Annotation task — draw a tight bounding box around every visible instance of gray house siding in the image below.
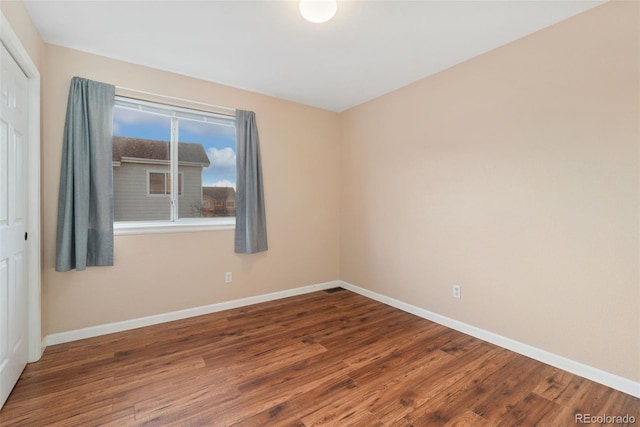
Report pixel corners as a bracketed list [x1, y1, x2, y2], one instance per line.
[112, 137, 211, 221]
[178, 165, 205, 218]
[113, 163, 204, 221]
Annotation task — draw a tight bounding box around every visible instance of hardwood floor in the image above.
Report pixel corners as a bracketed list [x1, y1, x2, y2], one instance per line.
[0, 289, 638, 426]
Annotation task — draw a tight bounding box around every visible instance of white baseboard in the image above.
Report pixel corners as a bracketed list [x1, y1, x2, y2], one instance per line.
[44, 280, 340, 346]
[43, 278, 639, 398]
[339, 280, 640, 399]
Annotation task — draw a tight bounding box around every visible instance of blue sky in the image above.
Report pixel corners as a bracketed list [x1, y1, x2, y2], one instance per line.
[113, 106, 237, 188]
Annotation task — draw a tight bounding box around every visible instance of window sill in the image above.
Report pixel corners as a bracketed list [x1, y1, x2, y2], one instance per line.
[114, 218, 235, 236]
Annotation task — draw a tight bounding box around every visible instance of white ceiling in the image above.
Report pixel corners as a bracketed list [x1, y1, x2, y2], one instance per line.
[24, 0, 605, 112]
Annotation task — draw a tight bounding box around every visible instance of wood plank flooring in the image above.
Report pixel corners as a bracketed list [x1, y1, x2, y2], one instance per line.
[0, 289, 638, 426]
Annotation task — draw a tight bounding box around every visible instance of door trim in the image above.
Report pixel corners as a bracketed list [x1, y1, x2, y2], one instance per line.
[1, 11, 42, 362]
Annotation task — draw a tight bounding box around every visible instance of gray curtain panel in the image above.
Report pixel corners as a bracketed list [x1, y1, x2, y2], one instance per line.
[235, 110, 268, 253]
[55, 77, 115, 272]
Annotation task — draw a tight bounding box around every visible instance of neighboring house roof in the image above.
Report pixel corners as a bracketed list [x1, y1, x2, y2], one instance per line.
[113, 136, 210, 166]
[202, 186, 236, 200]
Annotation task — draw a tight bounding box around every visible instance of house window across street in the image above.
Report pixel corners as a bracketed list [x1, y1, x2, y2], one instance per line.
[148, 171, 183, 196]
[112, 96, 237, 233]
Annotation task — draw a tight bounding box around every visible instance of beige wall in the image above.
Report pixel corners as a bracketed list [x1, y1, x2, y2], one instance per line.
[1, 0, 45, 70]
[42, 45, 341, 334]
[340, 1, 639, 382]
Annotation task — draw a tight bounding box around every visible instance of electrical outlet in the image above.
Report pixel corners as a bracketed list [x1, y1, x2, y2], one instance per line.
[225, 272, 232, 283]
[452, 284, 461, 299]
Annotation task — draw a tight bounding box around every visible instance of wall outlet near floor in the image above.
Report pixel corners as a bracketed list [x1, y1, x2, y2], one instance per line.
[225, 272, 232, 284]
[452, 284, 461, 299]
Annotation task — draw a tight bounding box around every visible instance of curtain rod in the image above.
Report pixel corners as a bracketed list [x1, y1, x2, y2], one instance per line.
[115, 85, 236, 114]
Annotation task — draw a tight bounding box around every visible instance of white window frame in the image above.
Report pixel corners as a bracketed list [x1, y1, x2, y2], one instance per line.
[113, 96, 236, 235]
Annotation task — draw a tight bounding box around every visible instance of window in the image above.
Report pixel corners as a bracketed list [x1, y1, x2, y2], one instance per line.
[226, 201, 235, 209]
[148, 171, 183, 196]
[112, 96, 236, 233]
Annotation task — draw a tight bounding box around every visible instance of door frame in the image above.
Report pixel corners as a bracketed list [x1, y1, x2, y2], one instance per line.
[1, 11, 42, 363]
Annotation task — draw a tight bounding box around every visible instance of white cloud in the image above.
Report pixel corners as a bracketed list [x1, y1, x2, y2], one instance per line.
[207, 147, 236, 170]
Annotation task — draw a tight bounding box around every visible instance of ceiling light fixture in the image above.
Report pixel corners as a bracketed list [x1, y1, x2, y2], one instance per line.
[299, 0, 337, 24]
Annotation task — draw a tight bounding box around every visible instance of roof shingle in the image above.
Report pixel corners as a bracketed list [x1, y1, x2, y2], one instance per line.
[113, 136, 210, 166]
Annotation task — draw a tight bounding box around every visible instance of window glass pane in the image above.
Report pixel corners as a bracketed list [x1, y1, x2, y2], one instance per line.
[177, 118, 236, 219]
[164, 172, 183, 196]
[149, 172, 166, 195]
[112, 98, 236, 225]
[113, 106, 172, 221]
